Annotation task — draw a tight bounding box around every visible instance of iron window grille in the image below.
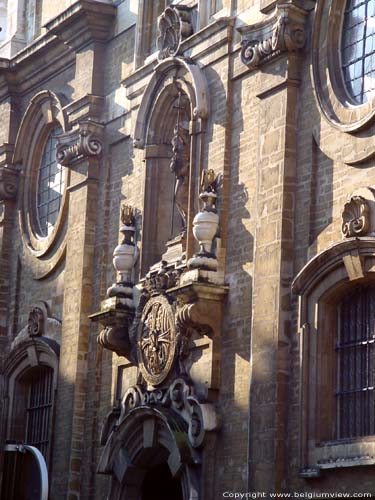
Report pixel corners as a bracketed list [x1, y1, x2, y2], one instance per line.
[336, 285, 375, 439]
[342, 0, 375, 104]
[24, 366, 54, 459]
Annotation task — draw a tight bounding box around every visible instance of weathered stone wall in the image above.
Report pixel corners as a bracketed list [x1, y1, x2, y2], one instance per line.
[2, 0, 375, 499]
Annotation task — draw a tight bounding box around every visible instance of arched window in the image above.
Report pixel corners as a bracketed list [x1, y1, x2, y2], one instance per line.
[10, 365, 54, 459]
[342, 0, 375, 104]
[4, 337, 59, 467]
[293, 239, 375, 474]
[36, 127, 64, 237]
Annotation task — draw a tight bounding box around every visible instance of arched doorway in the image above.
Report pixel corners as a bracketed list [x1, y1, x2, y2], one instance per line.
[99, 406, 200, 500]
[141, 462, 183, 500]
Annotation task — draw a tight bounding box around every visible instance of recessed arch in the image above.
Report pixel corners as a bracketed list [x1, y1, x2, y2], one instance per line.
[133, 57, 209, 149]
[130, 57, 209, 273]
[98, 406, 199, 500]
[2, 337, 60, 467]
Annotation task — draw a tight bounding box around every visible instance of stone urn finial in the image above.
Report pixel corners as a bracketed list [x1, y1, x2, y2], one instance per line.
[188, 169, 219, 271]
[107, 204, 137, 302]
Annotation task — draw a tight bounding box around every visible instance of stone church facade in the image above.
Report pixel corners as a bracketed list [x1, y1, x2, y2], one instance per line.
[0, 0, 375, 498]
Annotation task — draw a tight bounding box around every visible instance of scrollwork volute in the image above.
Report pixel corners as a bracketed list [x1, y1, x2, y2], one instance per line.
[56, 121, 103, 166]
[239, 2, 308, 70]
[342, 196, 370, 238]
[0, 166, 19, 201]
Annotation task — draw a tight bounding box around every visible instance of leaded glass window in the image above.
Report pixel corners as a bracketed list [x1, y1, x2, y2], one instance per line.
[342, 0, 375, 104]
[36, 127, 64, 237]
[337, 285, 375, 438]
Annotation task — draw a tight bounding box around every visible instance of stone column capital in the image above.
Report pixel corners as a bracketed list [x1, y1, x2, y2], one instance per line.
[238, 1, 309, 71]
[56, 120, 104, 167]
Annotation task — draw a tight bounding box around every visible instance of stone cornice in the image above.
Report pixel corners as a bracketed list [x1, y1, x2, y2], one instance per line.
[238, 1, 308, 71]
[45, 0, 116, 50]
[56, 120, 104, 166]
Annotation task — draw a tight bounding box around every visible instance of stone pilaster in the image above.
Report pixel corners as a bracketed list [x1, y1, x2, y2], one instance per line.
[0, 145, 18, 338]
[238, 2, 309, 493]
[51, 123, 103, 500]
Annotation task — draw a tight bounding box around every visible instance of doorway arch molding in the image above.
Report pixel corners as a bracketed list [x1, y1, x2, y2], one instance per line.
[98, 406, 200, 500]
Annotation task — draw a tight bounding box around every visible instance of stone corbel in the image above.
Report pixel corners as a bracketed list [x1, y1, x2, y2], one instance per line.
[90, 297, 135, 359]
[56, 120, 103, 166]
[239, 1, 308, 70]
[170, 280, 228, 337]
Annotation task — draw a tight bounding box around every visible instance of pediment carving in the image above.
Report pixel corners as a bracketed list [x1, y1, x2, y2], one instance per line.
[342, 196, 370, 238]
[341, 187, 375, 238]
[157, 5, 194, 61]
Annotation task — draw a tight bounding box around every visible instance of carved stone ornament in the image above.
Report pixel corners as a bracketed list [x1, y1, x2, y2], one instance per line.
[188, 169, 219, 271]
[342, 195, 370, 238]
[0, 165, 19, 201]
[56, 120, 103, 166]
[107, 204, 137, 300]
[27, 306, 45, 336]
[239, 2, 308, 70]
[120, 378, 220, 449]
[137, 295, 178, 386]
[157, 5, 193, 61]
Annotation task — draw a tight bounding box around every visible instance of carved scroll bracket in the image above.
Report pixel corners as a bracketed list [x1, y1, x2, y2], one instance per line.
[239, 1, 308, 71]
[90, 297, 134, 358]
[170, 279, 228, 337]
[0, 165, 19, 201]
[56, 120, 104, 166]
[119, 378, 220, 449]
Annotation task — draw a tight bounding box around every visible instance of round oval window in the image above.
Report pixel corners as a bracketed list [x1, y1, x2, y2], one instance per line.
[341, 0, 375, 104]
[36, 127, 64, 238]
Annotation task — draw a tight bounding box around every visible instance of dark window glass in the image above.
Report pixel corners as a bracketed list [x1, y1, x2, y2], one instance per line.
[342, 0, 375, 103]
[337, 285, 375, 438]
[36, 127, 64, 237]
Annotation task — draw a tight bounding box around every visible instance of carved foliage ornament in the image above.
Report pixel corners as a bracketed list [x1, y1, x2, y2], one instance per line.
[137, 295, 178, 386]
[342, 195, 370, 238]
[56, 121, 103, 166]
[157, 5, 193, 61]
[240, 4, 307, 70]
